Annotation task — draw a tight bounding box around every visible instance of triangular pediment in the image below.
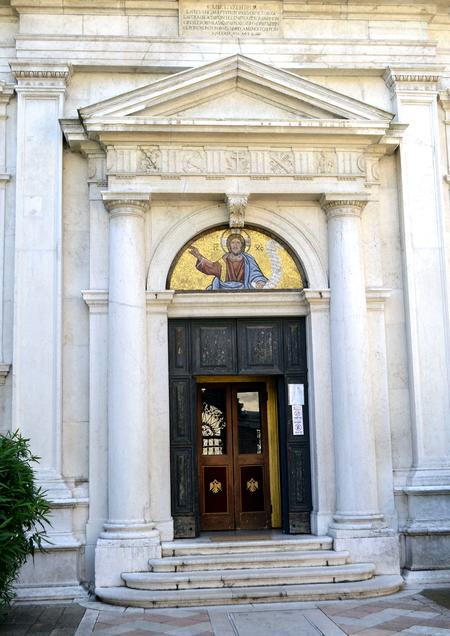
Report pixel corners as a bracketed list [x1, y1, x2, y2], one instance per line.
[79, 55, 393, 124]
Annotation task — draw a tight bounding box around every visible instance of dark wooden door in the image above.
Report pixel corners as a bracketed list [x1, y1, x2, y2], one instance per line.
[198, 383, 270, 531]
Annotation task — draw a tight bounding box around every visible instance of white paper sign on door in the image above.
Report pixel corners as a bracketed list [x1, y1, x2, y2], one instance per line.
[292, 404, 304, 435]
[288, 383, 304, 405]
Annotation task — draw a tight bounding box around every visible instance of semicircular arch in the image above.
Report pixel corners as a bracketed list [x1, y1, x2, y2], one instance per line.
[146, 203, 327, 290]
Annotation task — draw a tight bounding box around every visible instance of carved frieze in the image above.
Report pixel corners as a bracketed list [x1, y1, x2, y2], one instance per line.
[108, 145, 366, 180]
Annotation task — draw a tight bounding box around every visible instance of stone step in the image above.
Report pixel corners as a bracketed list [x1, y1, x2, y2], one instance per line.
[148, 549, 350, 572]
[123, 563, 375, 591]
[161, 536, 333, 557]
[96, 575, 404, 608]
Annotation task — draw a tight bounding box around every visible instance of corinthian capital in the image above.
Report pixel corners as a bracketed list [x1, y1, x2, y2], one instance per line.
[320, 193, 369, 219]
[102, 191, 151, 218]
[226, 193, 248, 228]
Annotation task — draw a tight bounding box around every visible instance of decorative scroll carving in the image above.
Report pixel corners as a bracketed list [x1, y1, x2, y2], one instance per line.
[226, 193, 248, 228]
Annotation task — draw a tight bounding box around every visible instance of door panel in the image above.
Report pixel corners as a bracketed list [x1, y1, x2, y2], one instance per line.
[198, 385, 235, 530]
[198, 382, 270, 531]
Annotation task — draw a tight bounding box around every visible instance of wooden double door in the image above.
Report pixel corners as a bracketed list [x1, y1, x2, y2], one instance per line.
[198, 382, 270, 531]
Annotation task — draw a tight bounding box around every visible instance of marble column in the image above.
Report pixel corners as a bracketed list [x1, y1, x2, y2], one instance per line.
[321, 194, 399, 574]
[385, 69, 450, 578]
[95, 191, 160, 589]
[0, 81, 14, 387]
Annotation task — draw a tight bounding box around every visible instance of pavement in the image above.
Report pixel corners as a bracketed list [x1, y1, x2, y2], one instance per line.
[1, 586, 450, 635]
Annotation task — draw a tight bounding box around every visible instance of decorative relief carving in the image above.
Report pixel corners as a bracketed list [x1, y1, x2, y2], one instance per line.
[316, 150, 337, 174]
[138, 146, 161, 172]
[226, 193, 248, 228]
[113, 146, 366, 179]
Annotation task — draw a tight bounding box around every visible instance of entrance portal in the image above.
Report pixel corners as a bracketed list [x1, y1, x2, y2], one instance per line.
[198, 382, 271, 531]
[169, 318, 312, 538]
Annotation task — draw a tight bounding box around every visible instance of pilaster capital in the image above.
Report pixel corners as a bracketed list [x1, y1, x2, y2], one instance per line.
[320, 193, 369, 219]
[0, 81, 15, 106]
[226, 193, 248, 229]
[102, 191, 151, 218]
[82, 290, 108, 314]
[383, 67, 441, 96]
[10, 62, 72, 92]
[439, 90, 450, 115]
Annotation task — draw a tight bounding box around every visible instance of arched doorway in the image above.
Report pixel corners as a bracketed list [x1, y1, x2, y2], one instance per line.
[166, 224, 311, 538]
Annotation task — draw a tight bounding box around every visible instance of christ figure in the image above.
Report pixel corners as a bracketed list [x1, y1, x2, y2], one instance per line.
[188, 233, 268, 290]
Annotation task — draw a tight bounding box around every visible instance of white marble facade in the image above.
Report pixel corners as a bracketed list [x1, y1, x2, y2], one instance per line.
[0, 0, 450, 600]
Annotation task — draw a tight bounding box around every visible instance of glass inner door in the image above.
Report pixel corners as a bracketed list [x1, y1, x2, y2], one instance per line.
[198, 382, 271, 531]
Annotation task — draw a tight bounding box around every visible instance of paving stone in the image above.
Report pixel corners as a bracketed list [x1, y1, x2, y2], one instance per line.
[421, 588, 450, 610]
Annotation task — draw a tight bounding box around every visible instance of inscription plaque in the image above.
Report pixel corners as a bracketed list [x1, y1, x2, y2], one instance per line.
[180, 2, 282, 38]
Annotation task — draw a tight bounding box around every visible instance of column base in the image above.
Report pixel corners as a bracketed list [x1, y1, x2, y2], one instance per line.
[329, 519, 400, 575]
[95, 524, 161, 587]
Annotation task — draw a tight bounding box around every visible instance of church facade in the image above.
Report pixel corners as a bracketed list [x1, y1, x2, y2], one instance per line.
[0, 0, 450, 603]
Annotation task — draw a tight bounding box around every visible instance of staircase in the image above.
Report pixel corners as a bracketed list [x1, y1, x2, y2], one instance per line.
[96, 535, 403, 608]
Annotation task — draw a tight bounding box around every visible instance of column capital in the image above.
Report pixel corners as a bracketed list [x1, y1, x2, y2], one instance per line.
[226, 193, 248, 229]
[383, 67, 442, 96]
[10, 62, 72, 91]
[102, 191, 151, 218]
[320, 193, 369, 219]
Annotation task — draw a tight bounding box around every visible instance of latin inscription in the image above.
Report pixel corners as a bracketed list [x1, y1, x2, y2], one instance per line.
[180, 2, 281, 38]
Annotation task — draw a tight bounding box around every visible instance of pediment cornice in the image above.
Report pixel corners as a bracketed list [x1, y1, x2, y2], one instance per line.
[79, 55, 394, 125]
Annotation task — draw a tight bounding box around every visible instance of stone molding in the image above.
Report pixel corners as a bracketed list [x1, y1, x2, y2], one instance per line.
[145, 291, 175, 313]
[383, 67, 441, 95]
[0, 363, 11, 385]
[366, 287, 392, 311]
[10, 62, 72, 90]
[226, 193, 248, 228]
[101, 191, 151, 217]
[0, 81, 15, 105]
[320, 193, 369, 218]
[302, 289, 331, 312]
[82, 290, 108, 314]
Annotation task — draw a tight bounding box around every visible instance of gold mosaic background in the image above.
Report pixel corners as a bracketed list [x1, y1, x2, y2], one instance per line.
[169, 227, 304, 291]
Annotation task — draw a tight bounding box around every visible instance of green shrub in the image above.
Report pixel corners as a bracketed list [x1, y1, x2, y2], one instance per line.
[0, 431, 51, 608]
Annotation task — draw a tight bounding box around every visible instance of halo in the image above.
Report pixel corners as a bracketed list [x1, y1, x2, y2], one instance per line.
[220, 229, 251, 253]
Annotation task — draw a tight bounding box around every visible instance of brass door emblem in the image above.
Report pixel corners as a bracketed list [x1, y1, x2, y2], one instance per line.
[209, 479, 222, 494]
[246, 478, 259, 493]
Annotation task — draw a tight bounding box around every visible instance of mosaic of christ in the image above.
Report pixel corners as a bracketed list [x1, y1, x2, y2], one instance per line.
[168, 227, 304, 291]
